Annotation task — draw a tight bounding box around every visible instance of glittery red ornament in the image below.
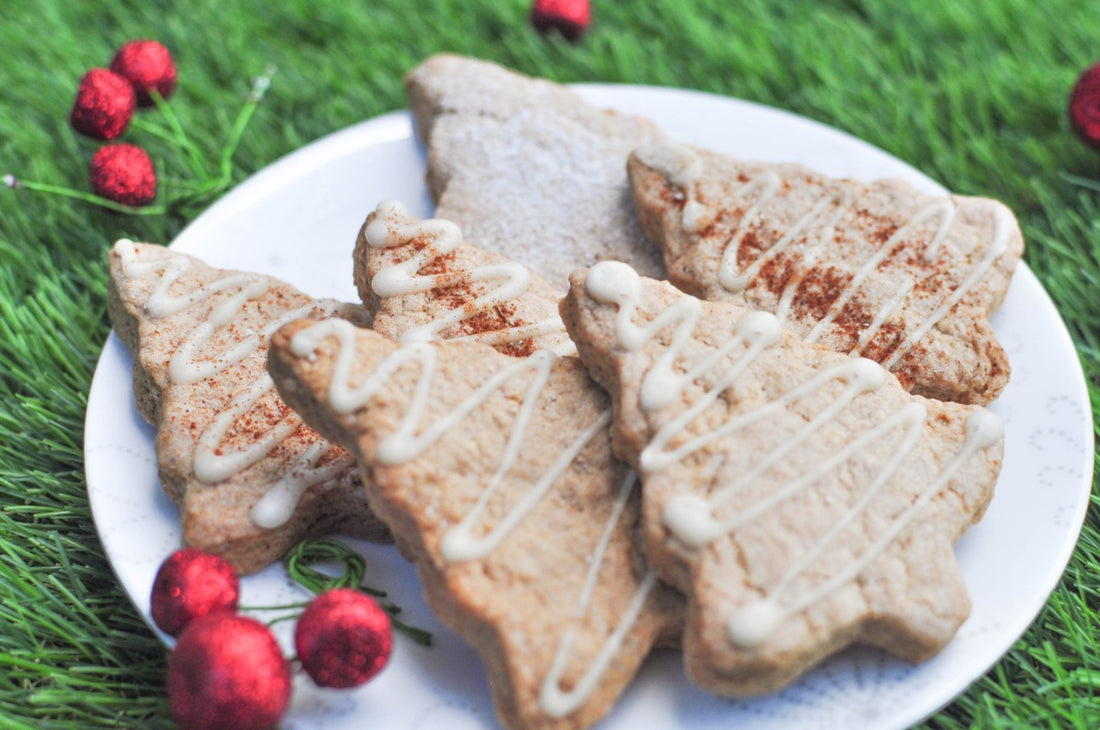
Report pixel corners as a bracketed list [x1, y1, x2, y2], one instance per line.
[110, 39, 178, 108]
[294, 588, 393, 689]
[1070, 62, 1100, 150]
[168, 612, 291, 730]
[89, 144, 157, 207]
[151, 548, 240, 636]
[69, 68, 135, 140]
[531, 0, 591, 42]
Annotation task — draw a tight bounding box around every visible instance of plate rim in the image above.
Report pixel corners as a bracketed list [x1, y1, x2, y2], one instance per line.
[83, 82, 1095, 730]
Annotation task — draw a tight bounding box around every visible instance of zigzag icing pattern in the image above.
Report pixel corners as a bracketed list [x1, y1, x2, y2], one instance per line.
[365, 200, 574, 356]
[288, 317, 657, 718]
[584, 260, 1002, 649]
[636, 144, 1015, 366]
[114, 239, 352, 529]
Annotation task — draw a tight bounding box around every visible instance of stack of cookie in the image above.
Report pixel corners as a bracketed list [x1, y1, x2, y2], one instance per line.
[108, 54, 1021, 730]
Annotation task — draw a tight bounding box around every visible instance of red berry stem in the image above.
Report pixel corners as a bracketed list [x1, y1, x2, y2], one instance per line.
[380, 603, 434, 647]
[238, 601, 313, 629]
[133, 66, 276, 199]
[4, 175, 166, 215]
[240, 600, 314, 612]
[284, 538, 367, 594]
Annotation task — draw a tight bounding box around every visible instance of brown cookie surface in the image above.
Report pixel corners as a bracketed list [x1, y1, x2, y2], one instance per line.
[628, 143, 1023, 404]
[562, 262, 1003, 696]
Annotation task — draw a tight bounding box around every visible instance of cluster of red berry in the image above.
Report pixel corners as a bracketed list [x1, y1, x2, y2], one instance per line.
[151, 548, 393, 729]
[69, 40, 178, 207]
[5, 38, 274, 217]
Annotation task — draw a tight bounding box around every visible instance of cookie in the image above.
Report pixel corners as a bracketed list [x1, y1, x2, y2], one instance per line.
[405, 53, 668, 289]
[268, 319, 682, 730]
[338, 202, 683, 727]
[354, 199, 574, 357]
[107, 240, 390, 574]
[628, 143, 1023, 404]
[561, 261, 1004, 696]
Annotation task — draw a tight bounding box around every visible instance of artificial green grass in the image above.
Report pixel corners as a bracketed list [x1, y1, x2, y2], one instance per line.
[1, 0, 1097, 727]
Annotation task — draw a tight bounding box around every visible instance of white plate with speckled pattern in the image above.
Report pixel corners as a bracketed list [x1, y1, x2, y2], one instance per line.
[85, 85, 1094, 729]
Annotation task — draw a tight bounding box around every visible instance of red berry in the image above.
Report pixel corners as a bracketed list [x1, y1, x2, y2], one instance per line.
[151, 548, 240, 636]
[531, 0, 591, 42]
[89, 144, 157, 207]
[168, 613, 291, 730]
[69, 68, 135, 140]
[110, 39, 178, 107]
[1070, 62, 1100, 150]
[294, 588, 393, 689]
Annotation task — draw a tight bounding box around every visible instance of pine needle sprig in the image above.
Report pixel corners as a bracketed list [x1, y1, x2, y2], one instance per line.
[277, 539, 433, 646]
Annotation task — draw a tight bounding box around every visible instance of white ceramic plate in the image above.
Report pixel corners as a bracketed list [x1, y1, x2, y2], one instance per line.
[84, 85, 1094, 730]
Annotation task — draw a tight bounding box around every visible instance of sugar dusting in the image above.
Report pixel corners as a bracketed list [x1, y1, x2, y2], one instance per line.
[413, 57, 667, 290]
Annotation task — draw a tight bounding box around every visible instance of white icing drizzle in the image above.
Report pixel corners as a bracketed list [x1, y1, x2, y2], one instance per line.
[113, 239, 352, 527]
[289, 319, 612, 562]
[118, 240, 270, 321]
[804, 198, 954, 344]
[442, 410, 612, 562]
[725, 599, 783, 649]
[365, 200, 573, 356]
[642, 146, 1014, 366]
[727, 408, 1002, 648]
[249, 440, 350, 528]
[584, 261, 1002, 649]
[725, 186, 848, 299]
[170, 301, 321, 386]
[192, 374, 301, 482]
[288, 317, 655, 716]
[847, 278, 914, 356]
[539, 472, 658, 718]
[635, 143, 706, 232]
[881, 204, 1015, 368]
[715, 173, 782, 293]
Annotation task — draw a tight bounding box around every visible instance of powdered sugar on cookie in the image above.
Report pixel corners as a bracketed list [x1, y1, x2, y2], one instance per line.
[406, 54, 668, 289]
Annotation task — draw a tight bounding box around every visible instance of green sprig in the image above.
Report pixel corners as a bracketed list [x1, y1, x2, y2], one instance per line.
[3, 65, 276, 218]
